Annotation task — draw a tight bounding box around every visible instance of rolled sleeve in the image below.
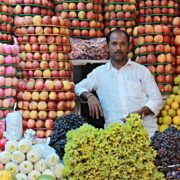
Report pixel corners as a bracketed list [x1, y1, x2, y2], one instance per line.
[143, 69, 163, 116]
[75, 85, 89, 97]
[145, 98, 163, 116]
[75, 69, 98, 97]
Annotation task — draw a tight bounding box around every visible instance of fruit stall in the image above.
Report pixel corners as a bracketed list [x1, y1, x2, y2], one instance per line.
[0, 0, 179, 179]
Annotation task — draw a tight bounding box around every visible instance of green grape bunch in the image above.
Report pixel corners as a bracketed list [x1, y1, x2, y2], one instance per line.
[63, 114, 164, 180]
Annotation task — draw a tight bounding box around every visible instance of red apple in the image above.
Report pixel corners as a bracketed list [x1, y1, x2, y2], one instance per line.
[45, 130, 53, 137]
[157, 54, 166, 63]
[36, 120, 45, 128]
[148, 65, 156, 73]
[156, 75, 165, 83]
[47, 101, 57, 110]
[165, 75, 173, 83]
[36, 130, 45, 138]
[165, 64, 174, 74]
[147, 54, 156, 64]
[42, 16, 52, 25]
[27, 119, 36, 128]
[45, 119, 54, 129]
[164, 84, 172, 92]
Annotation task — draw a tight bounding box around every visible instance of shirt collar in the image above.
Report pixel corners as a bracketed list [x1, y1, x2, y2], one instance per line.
[105, 58, 132, 71]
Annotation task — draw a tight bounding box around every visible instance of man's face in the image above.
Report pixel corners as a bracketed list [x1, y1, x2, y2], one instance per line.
[108, 32, 129, 62]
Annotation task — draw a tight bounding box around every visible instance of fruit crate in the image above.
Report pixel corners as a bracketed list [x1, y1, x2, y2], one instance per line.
[158, 164, 180, 179]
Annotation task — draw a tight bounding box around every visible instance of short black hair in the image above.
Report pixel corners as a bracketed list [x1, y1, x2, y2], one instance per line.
[106, 29, 130, 45]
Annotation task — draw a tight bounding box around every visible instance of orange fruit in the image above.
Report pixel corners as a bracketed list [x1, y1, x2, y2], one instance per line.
[171, 102, 180, 110]
[173, 116, 180, 126]
[166, 98, 173, 105]
[164, 105, 170, 110]
[158, 117, 163, 124]
[161, 110, 167, 116]
[159, 124, 169, 132]
[162, 115, 172, 125]
[177, 109, 180, 116]
[168, 109, 176, 117]
[174, 95, 180, 103]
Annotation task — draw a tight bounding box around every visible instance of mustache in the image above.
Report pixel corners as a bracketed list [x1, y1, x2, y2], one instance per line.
[114, 51, 122, 54]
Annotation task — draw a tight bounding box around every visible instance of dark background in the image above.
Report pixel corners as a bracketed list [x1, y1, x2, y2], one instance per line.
[73, 63, 105, 129]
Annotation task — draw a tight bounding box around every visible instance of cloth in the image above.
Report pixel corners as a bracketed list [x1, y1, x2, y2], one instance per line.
[75, 59, 163, 137]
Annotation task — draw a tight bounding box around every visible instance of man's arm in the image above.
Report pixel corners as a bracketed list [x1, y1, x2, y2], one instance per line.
[75, 70, 103, 119]
[142, 68, 163, 117]
[125, 68, 163, 120]
[80, 92, 103, 119]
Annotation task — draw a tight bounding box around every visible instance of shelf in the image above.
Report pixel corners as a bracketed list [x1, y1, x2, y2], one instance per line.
[71, 59, 108, 66]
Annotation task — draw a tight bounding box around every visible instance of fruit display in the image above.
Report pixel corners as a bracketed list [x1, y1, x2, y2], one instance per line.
[103, 0, 136, 59]
[54, 0, 104, 38]
[137, 0, 179, 25]
[173, 17, 180, 75]
[0, 43, 19, 121]
[70, 37, 109, 60]
[49, 113, 85, 159]
[133, 24, 176, 93]
[103, 0, 136, 36]
[151, 126, 180, 166]
[134, 0, 179, 93]
[158, 76, 180, 131]
[14, 15, 75, 138]
[12, 0, 54, 16]
[0, 1, 14, 44]
[63, 114, 164, 179]
[0, 139, 64, 179]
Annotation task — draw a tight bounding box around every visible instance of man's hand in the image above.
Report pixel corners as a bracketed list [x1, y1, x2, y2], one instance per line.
[122, 111, 142, 122]
[121, 106, 153, 122]
[87, 95, 103, 119]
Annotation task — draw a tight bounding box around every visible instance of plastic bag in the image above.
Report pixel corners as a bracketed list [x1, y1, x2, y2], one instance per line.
[70, 37, 109, 60]
[5, 111, 22, 140]
[32, 144, 56, 159]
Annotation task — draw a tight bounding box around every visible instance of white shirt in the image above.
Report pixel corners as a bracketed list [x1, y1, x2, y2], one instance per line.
[75, 59, 163, 136]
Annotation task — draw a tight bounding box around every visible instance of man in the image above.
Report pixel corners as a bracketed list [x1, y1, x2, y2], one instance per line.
[75, 30, 163, 137]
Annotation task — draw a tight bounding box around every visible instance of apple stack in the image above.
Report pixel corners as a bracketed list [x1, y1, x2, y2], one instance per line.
[173, 17, 180, 75]
[54, 0, 104, 38]
[0, 43, 19, 135]
[0, 0, 14, 44]
[133, 24, 176, 93]
[103, 0, 136, 58]
[103, 0, 136, 35]
[133, 0, 179, 94]
[137, 0, 179, 25]
[14, 15, 76, 138]
[12, 0, 54, 17]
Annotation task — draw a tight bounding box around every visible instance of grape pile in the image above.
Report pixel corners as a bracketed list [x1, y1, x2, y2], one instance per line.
[63, 114, 164, 180]
[167, 170, 180, 179]
[151, 126, 180, 166]
[49, 113, 84, 159]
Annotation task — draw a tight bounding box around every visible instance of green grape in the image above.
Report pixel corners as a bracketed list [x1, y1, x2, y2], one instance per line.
[63, 114, 165, 180]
